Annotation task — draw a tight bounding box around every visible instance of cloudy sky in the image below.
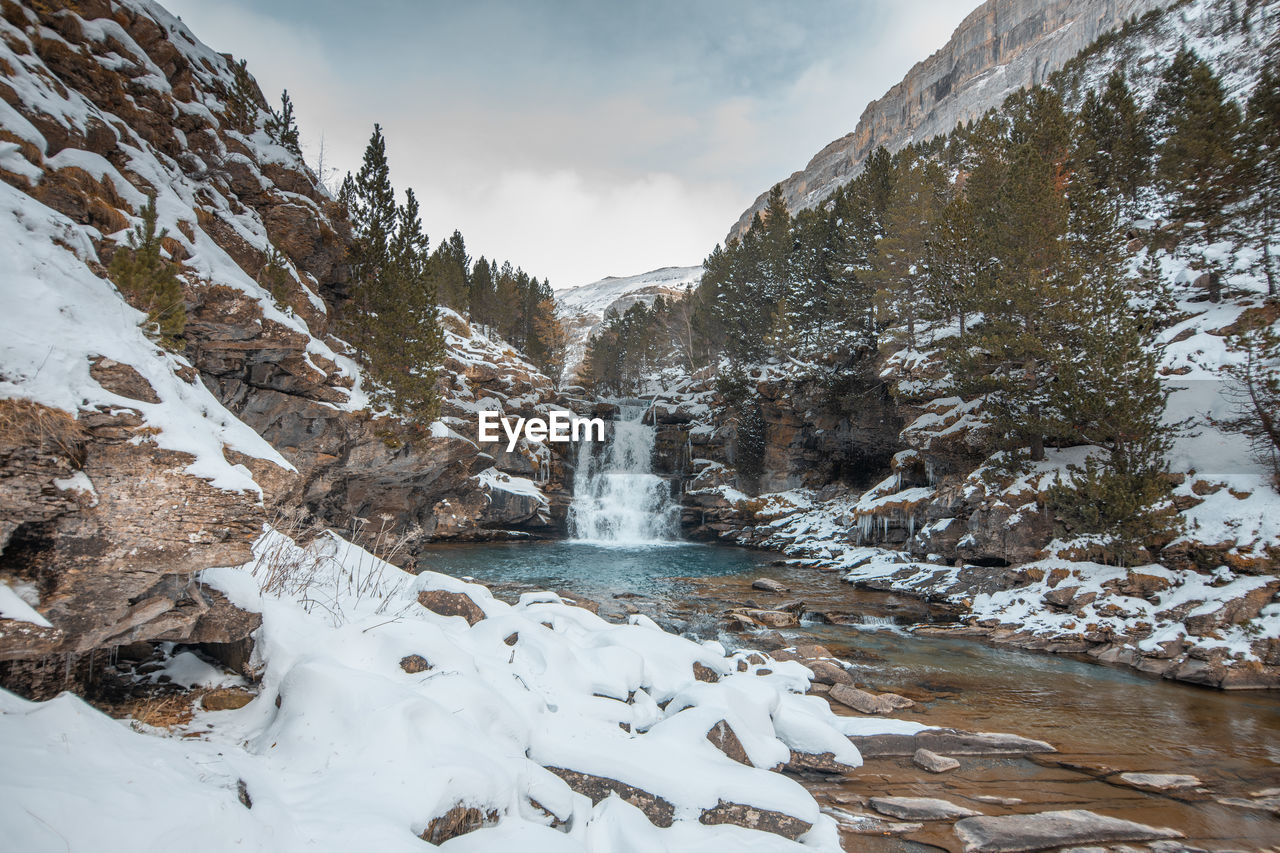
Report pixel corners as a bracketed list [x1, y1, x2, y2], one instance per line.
[164, 0, 972, 288]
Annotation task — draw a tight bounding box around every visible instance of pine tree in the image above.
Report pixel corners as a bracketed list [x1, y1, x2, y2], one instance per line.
[1102, 71, 1152, 204]
[1240, 67, 1280, 295]
[929, 188, 986, 340]
[868, 153, 944, 349]
[1046, 174, 1179, 560]
[469, 256, 497, 329]
[1156, 58, 1242, 229]
[265, 90, 301, 154]
[108, 193, 185, 348]
[1157, 57, 1242, 300]
[532, 297, 569, 382]
[225, 58, 258, 133]
[1148, 47, 1199, 142]
[1222, 322, 1280, 489]
[429, 230, 471, 310]
[953, 133, 1072, 463]
[1076, 71, 1151, 206]
[343, 128, 443, 426]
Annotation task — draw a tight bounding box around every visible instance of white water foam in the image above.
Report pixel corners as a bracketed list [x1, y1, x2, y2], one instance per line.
[568, 403, 681, 546]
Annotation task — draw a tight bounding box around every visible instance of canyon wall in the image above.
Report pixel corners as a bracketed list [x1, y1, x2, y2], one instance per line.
[729, 0, 1168, 240]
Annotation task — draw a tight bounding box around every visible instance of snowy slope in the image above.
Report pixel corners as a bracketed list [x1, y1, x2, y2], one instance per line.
[556, 266, 702, 380]
[0, 526, 926, 852]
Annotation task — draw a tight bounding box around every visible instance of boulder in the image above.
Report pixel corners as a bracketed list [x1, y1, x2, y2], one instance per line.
[784, 750, 857, 775]
[420, 804, 500, 845]
[705, 719, 752, 766]
[751, 578, 790, 594]
[546, 767, 675, 827]
[869, 796, 981, 821]
[698, 800, 811, 841]
[399, 654, 430, 674]
[692, 661, 720, 683]
[805, 660, 854, 686]
[416, 590, 486, 626]
[829, 684, 894, 714]
[953, 809, 1182, 852]
[913, 748, 961, 773]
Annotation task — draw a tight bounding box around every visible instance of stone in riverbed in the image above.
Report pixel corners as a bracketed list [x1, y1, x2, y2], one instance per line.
[823, 807, 922, 836]
[752, 578, 790, 594]
[851, 729, 1054, 757]
[742, 609, 800, 628]
[1114, 772, 1202, 791]
[913, 748, 960, 773]
[806, 659, 854, 686]
[952, 809, 1182, 852]
[869, 796, 981, 821]
[785, 750, 858, 775]
[829, 683, 912, 714]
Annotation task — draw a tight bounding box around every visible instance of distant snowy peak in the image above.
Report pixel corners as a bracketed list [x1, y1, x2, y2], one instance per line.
[557, 265, 703, 318]
[556, 265, 702, 378]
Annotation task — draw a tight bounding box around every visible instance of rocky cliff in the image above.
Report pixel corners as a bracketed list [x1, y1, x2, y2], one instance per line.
[0, 0, 565, 679]
[729, 0, 1168, 240]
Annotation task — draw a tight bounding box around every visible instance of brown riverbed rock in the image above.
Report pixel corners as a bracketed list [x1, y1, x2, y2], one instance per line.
[851, 729, 1055, 757]
[869, 796, 981, 821]
[913, 747, 961, 773]
[952, 809, 1181, 852]
[828, 684, 912, 714]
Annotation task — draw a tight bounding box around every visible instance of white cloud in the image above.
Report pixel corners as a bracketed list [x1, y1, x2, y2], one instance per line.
[163, 0, 973, 287]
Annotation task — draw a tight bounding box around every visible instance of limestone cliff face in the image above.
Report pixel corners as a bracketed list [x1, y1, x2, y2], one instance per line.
[730, 0, 1167, 239]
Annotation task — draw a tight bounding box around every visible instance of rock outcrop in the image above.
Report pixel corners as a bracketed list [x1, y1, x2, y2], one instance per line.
[729, 0, 1167, 240]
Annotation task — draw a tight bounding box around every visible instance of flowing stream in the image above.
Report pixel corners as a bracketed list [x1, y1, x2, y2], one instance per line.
[567, 402, 681, 545]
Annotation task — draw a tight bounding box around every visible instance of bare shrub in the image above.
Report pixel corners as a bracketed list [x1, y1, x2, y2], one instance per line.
[248, 507, 420, 626]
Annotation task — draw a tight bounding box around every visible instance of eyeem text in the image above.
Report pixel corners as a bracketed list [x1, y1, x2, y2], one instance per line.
[478, 411, 606, 452]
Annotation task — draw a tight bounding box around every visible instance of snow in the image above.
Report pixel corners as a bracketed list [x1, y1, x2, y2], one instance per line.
[0, 181, 291, 495]
[556, 267, 702, 319]
[0, 581, 50, 628]
[0, 526, 896, 851]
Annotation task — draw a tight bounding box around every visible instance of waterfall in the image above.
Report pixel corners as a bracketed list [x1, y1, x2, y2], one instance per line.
[568, 402, 680, 546]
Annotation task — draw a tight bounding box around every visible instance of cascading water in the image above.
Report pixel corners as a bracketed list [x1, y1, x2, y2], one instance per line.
[568, 402, 681, 545]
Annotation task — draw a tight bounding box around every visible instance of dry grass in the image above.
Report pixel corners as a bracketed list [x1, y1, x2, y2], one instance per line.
[250, 507, 421, 626]
[0, 397, 87, 464]
[119, 691, 201, 732]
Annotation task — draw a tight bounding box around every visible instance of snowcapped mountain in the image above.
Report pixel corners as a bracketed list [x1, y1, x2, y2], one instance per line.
[555, 265, 702, 380]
